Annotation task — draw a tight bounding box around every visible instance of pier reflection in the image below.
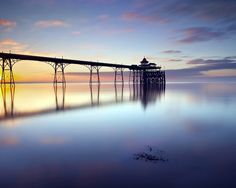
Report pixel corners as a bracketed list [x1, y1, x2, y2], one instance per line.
[90, 83, 100, 106]
[115, 83, 124, 102]
[0, 83, 165, 121]
[1, 84, 15, 118]
[54, 83, 66, 110]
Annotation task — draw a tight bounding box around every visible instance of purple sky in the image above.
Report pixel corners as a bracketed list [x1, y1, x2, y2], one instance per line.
[0, 0, 236, 82]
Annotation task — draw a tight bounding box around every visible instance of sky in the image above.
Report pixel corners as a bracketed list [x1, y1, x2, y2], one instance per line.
[0, 0, 236, 82]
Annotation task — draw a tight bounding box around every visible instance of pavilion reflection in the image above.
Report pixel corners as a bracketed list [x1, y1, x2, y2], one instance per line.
[0, 83, 165, 120]
[139, 83, 165, 109]
[129, 83, 165, 108]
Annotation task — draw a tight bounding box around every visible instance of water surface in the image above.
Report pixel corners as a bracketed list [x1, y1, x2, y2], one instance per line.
[0, 83, 235, 188]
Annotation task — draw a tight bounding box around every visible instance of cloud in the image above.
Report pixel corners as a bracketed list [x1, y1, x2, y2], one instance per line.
[164, 56, 236, 81]
[0, 38, 19, 46]
[225, 56, 236, 60]
[187, 59, 205, 65]
[35, 20, 68, 28]
[166, 0, 236, 24]
[0, 38, 62, 56]
[187, 58, 236, 65]
[167, 57, 236, 80]
[168, 59, 182, 62]
[0, 38, 27, 52]
[88, 0, 115, 3]
[162, 50, 182, 54]
[177, 27, 225, 43]
[187, 58, 236, 72]
[0, 19, 16, 27]
[0, 19, 16, 31]
[72, 31, 81, 36]
[127, 0, 236, 41]
[122, 12, 140, 21]
[98, 14, 110, 21]
[121, 12, 168, 24]
[134, 0, 236, 24]
[101, 27, 134, 35]
[28, 0, 55, 6]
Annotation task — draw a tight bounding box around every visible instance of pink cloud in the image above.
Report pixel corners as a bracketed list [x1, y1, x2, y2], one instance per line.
[28, 0, 55, 6]
[0, 38, 19, 46]
[123, 27, 134, 33]
[0, 38, 27, 52]
[89, 0, 115, 3]
[102, 27, 134, 35]
[0, 19, 16, 31]
[122, 12, 143, 21]
[72, 31, 81, 36]
[177, 27, 224, 43]
[98, 14, 110, 21]
[35, 20, 68, 28]
[122, 12, 168, 24]
[162, 50, 182, 54]
[0, 19, 16, 27]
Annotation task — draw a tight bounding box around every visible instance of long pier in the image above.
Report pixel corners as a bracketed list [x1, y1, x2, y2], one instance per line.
[0, 52, 165, 85]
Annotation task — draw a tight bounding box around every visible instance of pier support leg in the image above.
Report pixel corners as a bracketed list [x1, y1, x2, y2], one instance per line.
[1, 58, 17, 85]
[137, 70, 140, 84]
[114, 69, 117, 83]
[90, 68, 92, 83]
[88, 65, 101, 84]
[129, 70, 132, 83]
[114, 67, 124, 84]
[132, 70, 140, 84]
[53, 63, 66, 84]
[163, 71, 166, 84]
[133, 70, 135, 84]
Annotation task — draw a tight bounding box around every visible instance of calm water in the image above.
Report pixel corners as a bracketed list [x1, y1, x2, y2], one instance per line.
[0, 82, 235, 188]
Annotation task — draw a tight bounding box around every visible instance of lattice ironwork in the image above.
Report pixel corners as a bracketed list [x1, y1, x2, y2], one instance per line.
[86, 65, 101, 84]
[0, 58, 19, 85]
[45, 61, 69, 84]
[114, 67, 124, 83]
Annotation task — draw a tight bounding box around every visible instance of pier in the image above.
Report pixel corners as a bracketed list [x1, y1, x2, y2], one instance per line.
[0, 52, 166, 85]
